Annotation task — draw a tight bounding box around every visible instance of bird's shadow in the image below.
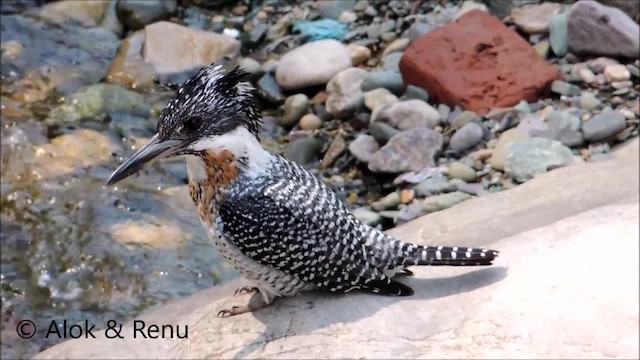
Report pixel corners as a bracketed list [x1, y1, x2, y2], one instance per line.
[229, 266, 508, 359]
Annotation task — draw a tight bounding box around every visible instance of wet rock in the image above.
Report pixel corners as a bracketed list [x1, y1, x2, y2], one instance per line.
[321, 134, 346, 168]
[490, 128, 527, 170]
[298, 114, 322, 130]
[34, 129, 122, 179]
[361, 70, 405, 95]
[276, 39, 351, 91]
[116, 0, 176, 31]
[280, 94, 309, 128]
[106, 30, 156, 92]
[579, 92, 601, 111]
[400, 9, 561, 114]
[582, 110, 626, 142]
[405, 85, 430, 102]
[257, 74, 285, 105]
[548, 13, 568, 57]
[371, 100, 440, 130]
[505, 138, 575, 183]
[48, 84, 149, 124]
[449, 122, 484, 152]
[422, 191, 471, 213]
[35, 0, 112, 28]
[382, 38, 410, 57]
[368, 127, 443, 173]
[535, 110, 584, 147]
[348, 134, 379, 164]
[567, 0, 640, 59]
[603, 64, 631, 82]
[364, 88, 398, 111]
[368, 122, 399, 145]
[143, 22, 240, 82]
[551, 80, 581, 96]
[352, 207, 381, 226]
[285, 137, 322, 166]
[346, 43, 371, 66]
[448, 162, 476, 182]
[414, 173, 456, 196]
[325, 67, 368, 118]
[509, 2, 562, 34]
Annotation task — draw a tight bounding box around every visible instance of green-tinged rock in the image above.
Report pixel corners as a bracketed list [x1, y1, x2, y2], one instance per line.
[48, 83, 149, 123]
[414, 173, 456, 196]
[505, 137, 575, 183]
[284, 137, 322, 166]
[549, 12, 568, 57]
[448, 162, 477, 183]
[352, 206, 381, 226]
[422, 191, 472, 213]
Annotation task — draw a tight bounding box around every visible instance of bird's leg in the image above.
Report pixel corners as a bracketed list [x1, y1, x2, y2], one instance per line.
[217, 292, 269, 318]
[399, 268, 414, 277]
[234, 286, 260, 297]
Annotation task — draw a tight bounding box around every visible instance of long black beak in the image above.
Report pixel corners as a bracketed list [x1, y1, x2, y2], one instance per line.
[106, 134, 183, 186]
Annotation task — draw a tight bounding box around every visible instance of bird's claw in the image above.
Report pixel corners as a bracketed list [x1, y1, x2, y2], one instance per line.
[234, 286, 259, 297]
[217, 306, 240, 318]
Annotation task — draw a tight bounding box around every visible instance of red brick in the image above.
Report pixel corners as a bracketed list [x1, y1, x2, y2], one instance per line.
[399, 9, 562, 115]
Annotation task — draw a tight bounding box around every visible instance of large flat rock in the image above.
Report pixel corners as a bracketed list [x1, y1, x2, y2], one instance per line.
[35, 139, 639, 359]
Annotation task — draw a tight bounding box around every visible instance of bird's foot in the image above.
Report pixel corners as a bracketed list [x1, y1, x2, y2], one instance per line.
[399, 269, 414, 277]
[217, 293, 268, 318]
[233, 286, 259, 297]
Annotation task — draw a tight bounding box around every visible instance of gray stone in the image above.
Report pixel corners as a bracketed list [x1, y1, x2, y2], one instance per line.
[548, 12, 568, 57]
[381, 52, 402, 71]
[284, 137, 322, 166]
[298, 114, 323, 131]
[368, 122, 400, 145]
[579, 92, 601, 111]
[348, 134, 380, 163]
[449, 123, 484, 152]
[361, 70, 405, 95]
[510, 2, 562, 34]
[257, 73, 285, 105]
[414, 174, 456, 196]
[505, 138, 575, 183]
[450, 110, 478, 129]
[395, 201, 424, 224]
[537, 110, 584, 147]
[405, 85, 430, 102]
[582, 110, 626, 142]
[448, 162, 477, 182]
[371, 100, 440, 130]
[325, 67, 368, 118]
[235, 57, 263, 77]
[482, 0, 541, 19]
[422, 191, 472, 213]
[364, 88, 398, 111]
[116, 0, 176, 31]
[280, 94, 309, 128]
[551, 80, 581, 96]
[598, 0, 640, 19]
[368, 127, 443, 173]
[320, 0, 356, 20]
[276, 39, 352, 91]
[380, 191, 401, 209]
[513, 100, 532, 114]
[382, 38, 410, 57]
[567, 0, 640, 59]
[438, 104, 451, 121]
[351, 206, 381, 226]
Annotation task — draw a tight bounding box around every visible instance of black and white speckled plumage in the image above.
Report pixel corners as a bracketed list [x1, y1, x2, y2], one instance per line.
[110, 62, 499, 316]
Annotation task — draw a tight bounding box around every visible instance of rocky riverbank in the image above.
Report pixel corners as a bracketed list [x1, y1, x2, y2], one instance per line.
[1, 0, 638, 358]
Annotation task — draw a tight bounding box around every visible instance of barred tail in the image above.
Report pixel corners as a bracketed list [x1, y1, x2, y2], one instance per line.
[403, 245, 499, 266]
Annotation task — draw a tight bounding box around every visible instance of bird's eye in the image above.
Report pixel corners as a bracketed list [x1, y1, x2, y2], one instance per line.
[183, 116, 202, 132]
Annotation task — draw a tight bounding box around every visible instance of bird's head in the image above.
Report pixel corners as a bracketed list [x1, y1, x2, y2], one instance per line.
[106, 62, 261, 185]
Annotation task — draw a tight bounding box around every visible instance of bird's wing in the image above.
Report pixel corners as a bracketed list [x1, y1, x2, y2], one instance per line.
[217, 158, 403, 294]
